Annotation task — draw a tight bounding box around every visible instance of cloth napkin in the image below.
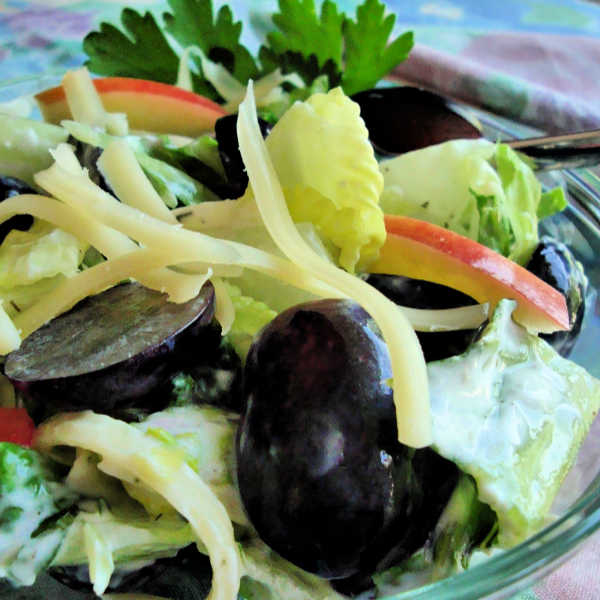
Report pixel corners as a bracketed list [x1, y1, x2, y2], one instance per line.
[1, 1, 600, 598]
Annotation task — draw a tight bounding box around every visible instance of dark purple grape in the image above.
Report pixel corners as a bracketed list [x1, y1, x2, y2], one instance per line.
[367, 274, 482, 361]
[214, 114, 272, 198]
[49, 545, 211, 599]
[171, 324, 243, 412]
[0, 175, 36, 243]
[352, 86, 481, 156]
[526, 236, 587, 355]
[237, 299, 457, 580]
[70, 139, 112, 194]
[4, 282, 216, 422]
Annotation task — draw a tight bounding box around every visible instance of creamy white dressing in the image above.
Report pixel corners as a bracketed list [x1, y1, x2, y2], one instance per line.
[429, 300, 600, 546]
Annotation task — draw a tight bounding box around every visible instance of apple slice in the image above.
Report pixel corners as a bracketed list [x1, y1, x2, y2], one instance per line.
[370, 214, 569, 334]
[35, 77, 227, 136]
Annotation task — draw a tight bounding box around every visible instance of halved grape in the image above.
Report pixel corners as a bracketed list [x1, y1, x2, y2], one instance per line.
[352, 86, 481, 156]
[4, 282, 216, 422]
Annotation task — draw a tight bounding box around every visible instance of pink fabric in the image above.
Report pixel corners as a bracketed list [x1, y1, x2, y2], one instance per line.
[393, 34, 600, 134]
[537, 532, 600, 600]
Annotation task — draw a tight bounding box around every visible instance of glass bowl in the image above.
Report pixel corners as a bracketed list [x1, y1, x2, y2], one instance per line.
[1, 74, 600, 600]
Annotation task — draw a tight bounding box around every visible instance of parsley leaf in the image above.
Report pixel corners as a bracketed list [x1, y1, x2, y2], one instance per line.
[265, 0, 345, 69]
[342, 0, 414, 95]
[83, 0, 414, 104]
[258, 47, 342, 87]
[84, 9, 182, 85]
[163, 0, 259, 83]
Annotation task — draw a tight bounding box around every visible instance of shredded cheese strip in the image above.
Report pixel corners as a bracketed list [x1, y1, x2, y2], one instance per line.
[62, 67, 127, 136]
[0, 195, 207, 303]
[98, 140, 178, 224]
[174, 262, 244, 278]
[0, 301, 21, 354]
[173, 198, 261, 231]
[211, 277, 235, 335]
[34, 160, 343, 299]
[34, 412, 241, 600]
[36, 150, 485, 332]
[62, 68, 106, 128]
[237, 83, 431, 448]
[83, 522, 114, 596]
[12, 247, 211, 339]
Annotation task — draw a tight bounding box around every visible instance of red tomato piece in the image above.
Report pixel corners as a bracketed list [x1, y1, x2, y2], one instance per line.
[0, 407, 36, 447]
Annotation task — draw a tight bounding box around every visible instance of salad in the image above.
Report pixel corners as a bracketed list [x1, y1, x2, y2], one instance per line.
[0, 1, 599, 599]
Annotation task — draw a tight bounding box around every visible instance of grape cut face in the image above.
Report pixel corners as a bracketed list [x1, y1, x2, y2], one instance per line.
[236, 299, 457, 581]
[352, 86, 482, 156]
[4, 282, 215, 420]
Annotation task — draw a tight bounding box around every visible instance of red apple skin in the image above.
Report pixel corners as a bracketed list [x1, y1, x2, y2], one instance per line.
[370, 214, 570, 334]
[35, 77, 228, 136]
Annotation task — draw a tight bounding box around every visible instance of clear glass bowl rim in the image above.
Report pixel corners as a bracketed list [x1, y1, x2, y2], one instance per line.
[2, 72, 600, 600]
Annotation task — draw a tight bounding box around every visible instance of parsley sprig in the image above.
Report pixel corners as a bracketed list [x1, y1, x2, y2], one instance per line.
[83, 0, 414, 102]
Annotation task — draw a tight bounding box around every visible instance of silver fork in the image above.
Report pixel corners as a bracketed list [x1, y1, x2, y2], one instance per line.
[507, 129, 600, 171]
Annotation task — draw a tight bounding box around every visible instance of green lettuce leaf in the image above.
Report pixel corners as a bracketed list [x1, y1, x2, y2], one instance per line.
[0, 115, 68, 187]
[50, 499, 195, 575]
[380, 138, 498, 239]
[494, 143, 544, 264]
[263, 86, 385, 272]
[0, 275, 67, 320]
[221, 281, 277, 360]
[538, 186, 568, 220]
[380, 140, 566, 264]
[0, 221, 86, 289]
[428, 300, 600, 546]
[122, 406, 245, 526]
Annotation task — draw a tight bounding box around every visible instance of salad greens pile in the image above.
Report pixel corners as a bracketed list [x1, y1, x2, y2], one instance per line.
[0, 0, 598, 599]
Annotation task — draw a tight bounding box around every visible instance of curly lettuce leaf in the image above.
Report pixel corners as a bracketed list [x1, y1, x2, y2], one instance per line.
[380, 138, 498, 240]
[264, 87, 385, 272]
[495, 143, 560, 264]
[50, 500, 195, 576]
[120, 406, 246, 527]
[220, 281, 277, 360]
[380, 140, 566, 264]
[0, 276, 67, 320]
[0, 221, 86, 289]
[0, 115, 68, 187]
[538, 186, 568, 220]
[429, 300, 600, 546]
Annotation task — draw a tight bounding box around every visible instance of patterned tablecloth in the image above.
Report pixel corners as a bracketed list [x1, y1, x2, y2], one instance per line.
[1, 1, 600, 599]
